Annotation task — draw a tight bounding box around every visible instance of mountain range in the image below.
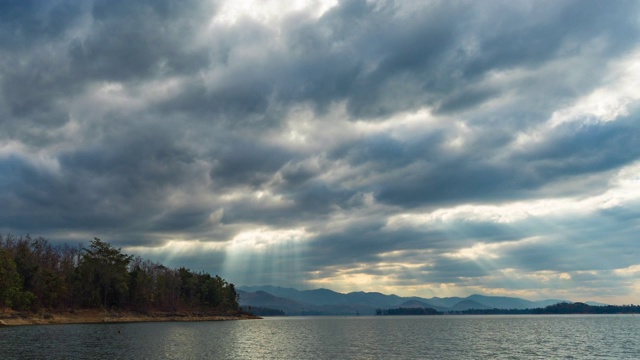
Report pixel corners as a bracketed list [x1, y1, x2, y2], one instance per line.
[237, 285, 607, 315]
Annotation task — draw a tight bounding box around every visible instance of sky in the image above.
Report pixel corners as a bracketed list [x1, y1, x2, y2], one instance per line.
[1, 0, 640, 305]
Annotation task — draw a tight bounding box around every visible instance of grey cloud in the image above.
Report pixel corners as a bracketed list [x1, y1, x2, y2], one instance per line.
[370, 115, 640, 207]
[0, 119, 208, 241]
[2, 0, 640, 302]
[71, 0, 214, 81]
[492, 213, 640, 273]
[0, 50, 77, 144]
[301, 221, 453, 271]
[461, 0, 640, 77]
[517, 116, 640, 176]
[209, 136, 292, 188]
[435, 87, 500, 114]
[0, 0, 84, 50]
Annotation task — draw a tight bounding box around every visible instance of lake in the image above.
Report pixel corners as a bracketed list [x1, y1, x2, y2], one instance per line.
[2, 315, 639, 359]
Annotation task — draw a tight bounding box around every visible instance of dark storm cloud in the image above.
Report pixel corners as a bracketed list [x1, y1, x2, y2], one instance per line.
[461, 1, 638, 75]
[0, 49, 75, 144]
[209, 136, 293, 188]
[517, 116, 640, 176]
[0, 0, 83, 48]
[2, 0, 640, 302]
[258, 0, 459, 117]
[435, 88, 499, 114]
[70, 0, 214, 81]
[373, 115, 640, 206]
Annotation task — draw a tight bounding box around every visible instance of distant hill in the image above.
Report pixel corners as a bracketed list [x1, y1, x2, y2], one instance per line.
[397, 300, 449, 312]
[239, 286, 407, 308]
[398, 299, 430, 308]
[585, 301, 609, 307]
[239, 285, 304, 300]
[237, 285, 591, 316]
[415, 296, 465, 308]
[343, 291, 393, 307]
[237, 290, 304, 311]
[450, 299, 493, 311]
[239, 286, 348, 306]
[236, 290, 373, 315]
[466, 294, 534, 309]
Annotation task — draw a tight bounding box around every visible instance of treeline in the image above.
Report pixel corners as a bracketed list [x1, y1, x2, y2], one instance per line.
[377, 302, 640, 316]
[449, 302, 640, 315]
[0, 234, 239, 314]
[376, 307, 440, 315]
[531, 302, 640, 315]
[241, 306, 285, 316]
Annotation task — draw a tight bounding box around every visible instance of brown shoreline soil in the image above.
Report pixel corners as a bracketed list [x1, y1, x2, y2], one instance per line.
[0, 308, 260, 326]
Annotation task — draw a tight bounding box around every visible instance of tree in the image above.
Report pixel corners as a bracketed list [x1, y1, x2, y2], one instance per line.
[224, 283, 239, 311]
[178, 268, 193, 305]
[128, 256, 155, 310]
[77, 238, 133, 308]
[0, 248, 35, 310]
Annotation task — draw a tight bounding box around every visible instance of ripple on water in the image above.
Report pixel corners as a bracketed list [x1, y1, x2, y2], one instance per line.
[1, 315, 639, 359]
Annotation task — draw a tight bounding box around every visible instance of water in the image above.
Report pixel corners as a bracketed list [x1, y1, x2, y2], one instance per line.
[1, 315, 639, 359]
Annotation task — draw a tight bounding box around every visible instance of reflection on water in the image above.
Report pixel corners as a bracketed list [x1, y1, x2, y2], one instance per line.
[1, 315, 639, 359]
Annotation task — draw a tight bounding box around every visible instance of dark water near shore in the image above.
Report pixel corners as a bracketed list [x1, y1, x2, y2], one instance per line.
[2, 315, 639, 359]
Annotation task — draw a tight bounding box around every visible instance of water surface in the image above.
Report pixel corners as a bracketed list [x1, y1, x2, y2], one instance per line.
[2, 315, 638, 359]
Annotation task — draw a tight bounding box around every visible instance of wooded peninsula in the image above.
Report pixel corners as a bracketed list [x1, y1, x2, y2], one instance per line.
[0, 234, 255, 326]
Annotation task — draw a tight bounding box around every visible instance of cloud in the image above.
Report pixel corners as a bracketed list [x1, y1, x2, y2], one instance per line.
[1, 0, 639, 304]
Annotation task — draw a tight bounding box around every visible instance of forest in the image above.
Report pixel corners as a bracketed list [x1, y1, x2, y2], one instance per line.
[0, 234, 240, 314]
[376, 302, 640, 316]
[240, 306, 285, 316]
[376, 307, 441, 315]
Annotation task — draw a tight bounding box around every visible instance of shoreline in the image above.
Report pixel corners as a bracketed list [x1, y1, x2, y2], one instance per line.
[0, 309, 261, 326]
